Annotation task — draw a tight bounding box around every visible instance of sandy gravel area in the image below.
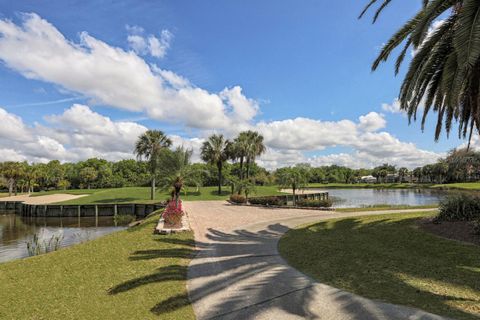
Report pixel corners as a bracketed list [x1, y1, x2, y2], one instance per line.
[0, 194, 87, 204]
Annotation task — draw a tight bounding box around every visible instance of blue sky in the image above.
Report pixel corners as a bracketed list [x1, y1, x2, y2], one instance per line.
[0, 1, 469, 168]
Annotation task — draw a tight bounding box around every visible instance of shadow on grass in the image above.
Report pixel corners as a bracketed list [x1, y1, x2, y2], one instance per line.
[107, 214, 479, 319]
[208, 190, 231, 197]
[281, 216, 480, 320]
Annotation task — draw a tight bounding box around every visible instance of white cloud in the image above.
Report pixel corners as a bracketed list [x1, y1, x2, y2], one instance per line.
[126, 26, 173, 59]
[0, 14, 446, 169]
[358, 112, 386, 132]
[382, 98, 403, 114]
[256, 118, 357, 150]
[0, 13, 258, 130]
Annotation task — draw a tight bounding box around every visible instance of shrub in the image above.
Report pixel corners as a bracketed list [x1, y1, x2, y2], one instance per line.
[437, 193, 480, 221]
[230, 194, 246, 204]
[249, 196, 284, 206]
[162, 200, 184, 225]
[473, 220, 480, 235]
[296, 198, 333, 208]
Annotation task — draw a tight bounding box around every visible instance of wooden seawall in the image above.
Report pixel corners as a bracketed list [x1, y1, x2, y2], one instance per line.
[0, 201, 165, 219]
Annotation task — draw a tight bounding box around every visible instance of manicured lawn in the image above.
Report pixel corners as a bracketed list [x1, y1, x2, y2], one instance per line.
[0, 213, 195, 320]
[431, 182, 480, 190]
[53, 186, 286, 204]
[279, 212, 480, 320]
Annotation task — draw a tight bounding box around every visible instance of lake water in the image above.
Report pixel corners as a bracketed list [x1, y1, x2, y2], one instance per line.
[0, 214, 127, 263]
[305, 188, 448, 208]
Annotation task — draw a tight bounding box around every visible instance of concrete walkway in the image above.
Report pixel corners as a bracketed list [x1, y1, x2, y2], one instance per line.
[184, 201, 447, 320]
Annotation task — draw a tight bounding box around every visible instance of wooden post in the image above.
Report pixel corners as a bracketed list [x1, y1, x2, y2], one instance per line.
[44, 205, 48, 216]
[60, 205, 64, 216]
[77, 205, 81, 227]
[114, 204, 118, 218]
[95, 205, 99, 227]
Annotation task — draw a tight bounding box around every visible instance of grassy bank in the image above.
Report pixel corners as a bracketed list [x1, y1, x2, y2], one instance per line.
[0, 213, 195, 320]
[46, 186, 285, 204]
[279, 212, 480, 320]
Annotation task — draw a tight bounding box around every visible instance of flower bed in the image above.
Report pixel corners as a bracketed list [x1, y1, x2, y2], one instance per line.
[162, 200, 184, 228]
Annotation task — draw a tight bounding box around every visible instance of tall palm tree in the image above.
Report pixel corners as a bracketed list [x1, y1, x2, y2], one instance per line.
[244, 131, 266, 179]
[134, 130, 172, 200]
[201, 134, 231, 195]
[232, 132, 249, 180]
[361, 0, 480, 147]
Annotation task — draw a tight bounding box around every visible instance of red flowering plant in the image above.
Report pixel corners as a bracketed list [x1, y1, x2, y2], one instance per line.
[162, 199, 184, 227]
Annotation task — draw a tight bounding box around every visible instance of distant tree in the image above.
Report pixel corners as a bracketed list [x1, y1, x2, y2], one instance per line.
[1, 162, 23, 196]
[398, 167, 409, 183]
[276, 167, 309, 205]
[201, 134, 231, 195]
[79, 167, 98, 189]
[134, 130, 172, 200]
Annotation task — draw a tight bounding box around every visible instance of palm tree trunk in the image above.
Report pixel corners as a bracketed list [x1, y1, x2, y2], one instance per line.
[239, 157, 244, 180]
[151, 176, 155, 200]
[217, 163, 222, 195]
[246, 158, 250, 179]
[292, 185, 296, 206]
[8, 179, 13, 197]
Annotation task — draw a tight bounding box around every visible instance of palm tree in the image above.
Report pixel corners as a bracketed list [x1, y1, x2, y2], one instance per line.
[361, 0, 480, 147]
[201, 134, 230, 195]
[231, 132, 249, 180]
[1, 162, 23, 196]
[134, 130, 172, 200]
[398, 167, 409, 183]
[244, 131, 266, 179]
[157, 147, 204, 202]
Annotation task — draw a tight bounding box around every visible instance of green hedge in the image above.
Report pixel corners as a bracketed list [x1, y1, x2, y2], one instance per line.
[248, 196, 285, 206]
[296, 198, 333, 208]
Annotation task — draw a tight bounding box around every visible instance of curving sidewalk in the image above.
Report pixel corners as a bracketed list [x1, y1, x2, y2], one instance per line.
[184, 201, 448, 320]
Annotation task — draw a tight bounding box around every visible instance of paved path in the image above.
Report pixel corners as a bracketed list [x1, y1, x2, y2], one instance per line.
[184, 201, 447, 320]
[0, 194, 87, 204]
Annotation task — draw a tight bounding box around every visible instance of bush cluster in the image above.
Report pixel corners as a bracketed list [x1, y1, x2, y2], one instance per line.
[229, 194, 246, 204]
[437, 193, 480, 221]
[296, 198, 333, 208]
[248, 196, 285, 206]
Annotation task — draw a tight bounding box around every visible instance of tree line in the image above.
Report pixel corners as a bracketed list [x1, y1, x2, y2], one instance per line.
[2, 136, 479, 197]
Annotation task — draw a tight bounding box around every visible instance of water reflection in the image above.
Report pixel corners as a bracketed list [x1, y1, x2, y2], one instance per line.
[0, 213, 127, 263]
[304, 188, 448, 208]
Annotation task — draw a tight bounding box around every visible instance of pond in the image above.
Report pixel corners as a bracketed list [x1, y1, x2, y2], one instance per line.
[0, 213, 129, 263]
[304, 188, 448, 208]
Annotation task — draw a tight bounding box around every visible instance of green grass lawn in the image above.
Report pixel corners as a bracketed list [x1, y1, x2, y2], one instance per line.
[279, 212, 480, 320]
[431, 182, 480, 190]
[52, 185, 285, 205]
[0, 213, 195, 320]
